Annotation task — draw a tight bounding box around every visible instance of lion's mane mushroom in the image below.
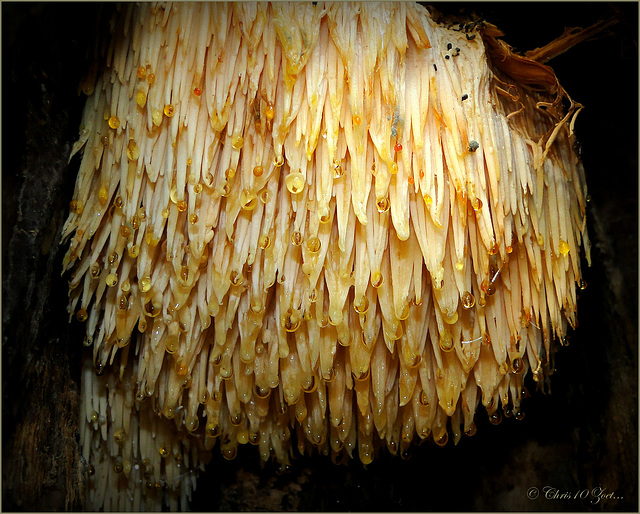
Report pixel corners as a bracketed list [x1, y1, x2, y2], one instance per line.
[62, 3, 590, 510]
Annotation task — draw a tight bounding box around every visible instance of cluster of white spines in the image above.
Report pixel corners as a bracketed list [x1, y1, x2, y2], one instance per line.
[62, 2, 589, 510]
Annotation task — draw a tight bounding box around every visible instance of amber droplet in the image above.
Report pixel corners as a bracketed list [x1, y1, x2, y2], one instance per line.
[113, 462, 123, 473]
[284, 314, 300, 333]
[291, 231, 302, 246]
[332, 159, 343, 179]
[376, 197, 390, 213]
[285, 173, 305, 194]
[119, 294, 129, 310]
[394, 142, 402, 152]
[559, 239, 570, 255]
[408, 175, 414, 185]
[101, 135, 109, 147]
[76, 308, 88, 322]
[511, 357, 524, 374]
[136, 66, 147, 79]
[306, 236, 321, 253]
[105, 273, 118, 287]
[147, 73, 155, 85]
[461, 291, 475, 309]
[108, 116, 120, 129]
[265, 103, 275, 120]
[489, 411, 502, 425]
[163, 104, 175, 117]
[506, 245, 513, 254]
[419, 390, 430, 406]
[465, 422, 477, 437]
[158, 446, 168, 458]
[128, 245, 139, 258]
[189, 213, 199, 224]
[231, 134, 244, 149]
[193, 87, 202, 96]
[353, 115, 361, 125]
[177, 200, 187, 212]
[353, 296, 369, 314]
[419, 169, 425, 179]
[98, 184, 109, 205]
[240, 189, 257, 211]
[439, 332, 454, 352]
[371, 271, 384, 288]
[258, 235, 270, 250]
[579, 278, 587, 290]
[114, 428, 125, 444]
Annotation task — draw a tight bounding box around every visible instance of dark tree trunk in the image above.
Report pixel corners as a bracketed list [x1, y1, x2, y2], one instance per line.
[2, 3, 637, 512]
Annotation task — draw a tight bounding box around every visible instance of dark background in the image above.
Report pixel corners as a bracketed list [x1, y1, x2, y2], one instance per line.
[2, 3, 637, 511]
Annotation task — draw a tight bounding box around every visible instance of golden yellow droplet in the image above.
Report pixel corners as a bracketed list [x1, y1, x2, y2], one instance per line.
[273, 154, 284, 167]
[136, 66, 147, 79]
[105, 273, 118, 287]
[108, 116, 120, 129]
[127, 139, 139, 160]
[291, 231, 302, 246]
[265, 103, 275, 119]
[136, 90, 146, 108]
[511, 357, 525, 374]
[253, 166, 263, 177]
[152, 109, 163, 126]
[231, 134, 244, 149]
[439, 332, 454, 352]
[158, 446, 168, 458]
[259, 235, 270, 250]
[390, 162, 398, 174]
[98, 184, 108, 206]
[139, 276, 152, 293]
[163, 104, 175, 117]
[241, 189, 257, 211]
[353, 296, 369, 314]
[76, 308, 88, 322]
[285, 172, 305, 195]
[423, 194, 432, 207]
[371, 271, 384, 288]
[189, 213, 199, 224]
[114, 428, 125, 444]
[376, 197, 390, 213]
[455, 259, 464, 271]
[177, 200, 187, 212]
[462, 291, 475, 309]
[332, 160, 343, 178]
[559, 239, 570, 255]
[306, 236, 321, 253]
